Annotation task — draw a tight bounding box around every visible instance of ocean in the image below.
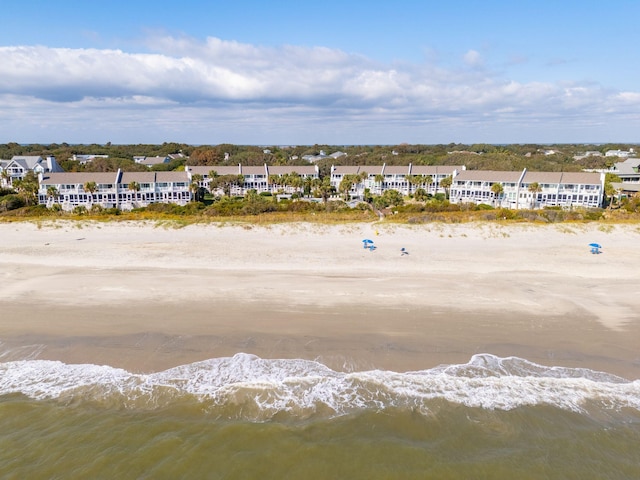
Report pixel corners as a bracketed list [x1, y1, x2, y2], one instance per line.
[1, 352, 639, 479]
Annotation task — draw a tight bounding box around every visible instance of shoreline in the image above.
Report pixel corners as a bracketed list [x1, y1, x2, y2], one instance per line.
[1, 221, 639, 378]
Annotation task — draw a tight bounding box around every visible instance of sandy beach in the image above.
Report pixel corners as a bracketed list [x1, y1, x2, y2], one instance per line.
[1, 220, 639, 378]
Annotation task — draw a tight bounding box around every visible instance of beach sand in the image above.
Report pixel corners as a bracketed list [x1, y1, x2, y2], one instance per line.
[1, 220, 639, 378]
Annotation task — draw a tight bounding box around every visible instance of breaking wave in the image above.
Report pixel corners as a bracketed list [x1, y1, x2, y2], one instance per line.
[1, 353, 639, 420]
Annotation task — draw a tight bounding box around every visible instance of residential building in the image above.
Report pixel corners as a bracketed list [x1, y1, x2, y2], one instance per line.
[186, 164, 319, 195]
[38, 170, 190, 210]
[450, 169, 604, 209]
[608, 158, 640, 183]
[605, 149, 635, 158]
[134, 156, 171, 167]
[71, 154, 109, 165]
[330, 164, 464, 198]
[1, 155, 63, 187]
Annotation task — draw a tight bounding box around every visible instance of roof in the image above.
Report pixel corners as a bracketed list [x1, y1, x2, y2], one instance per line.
[524, 171, 602, 185]
[120, 172, 157, 183]
[614, 158, 640, 174]
[611, 182, 640, 193]
[453, 170, 524, 183]
[383, 165, 411, 175]
[241, 166, 268, 175]
[11, 156, 43, 169]
[188, 165, 241, 176]
[331, 166, 365, 175]
[454, 170, 602, 185]
[139, 156, 169, 166]
[155, 171, 189, 182]
[410, 165, 462, 175]
[40, 172, 119, 185]
[267, 165, 318, 175]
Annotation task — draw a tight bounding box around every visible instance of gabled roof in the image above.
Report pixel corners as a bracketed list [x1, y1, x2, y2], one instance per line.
[40, 172, 119, 185]
[524, 171, 602, 185]
[11, 156, 43, 169]
[410, 165, 462, 175]
[357, 166, 383, 176]
[453, 170, 524, 183]
[240, 166, 268, 175]
[611, 182, 640, 193]
[614, 158, 640, 174]
[188, 165, 241, 176]
[156, 171, 189, 182]
[453, 170, 602, 185]
[383, 165, 411, 175]
[267, 165, 318, 175]
[120, 172, 156, 183]
[331, 166, 364, 175]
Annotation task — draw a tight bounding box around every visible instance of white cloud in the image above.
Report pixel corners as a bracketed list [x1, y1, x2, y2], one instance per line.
[463, 49, 484, 68]
[0, 36, 639, 143]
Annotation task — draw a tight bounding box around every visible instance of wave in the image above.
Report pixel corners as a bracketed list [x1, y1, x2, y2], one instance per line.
[1, 353, 639, 420]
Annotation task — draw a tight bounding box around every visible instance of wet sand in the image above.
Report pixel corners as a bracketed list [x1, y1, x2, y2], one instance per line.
[1, 221, 639, 378]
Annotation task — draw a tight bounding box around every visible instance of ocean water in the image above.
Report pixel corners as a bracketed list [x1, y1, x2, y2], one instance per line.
[1, 352, 639, 479]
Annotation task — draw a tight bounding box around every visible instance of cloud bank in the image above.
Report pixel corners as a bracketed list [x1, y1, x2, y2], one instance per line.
[1, 36, 639, 144]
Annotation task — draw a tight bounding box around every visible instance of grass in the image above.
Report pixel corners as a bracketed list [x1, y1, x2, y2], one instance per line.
[3, 202, 640, 227]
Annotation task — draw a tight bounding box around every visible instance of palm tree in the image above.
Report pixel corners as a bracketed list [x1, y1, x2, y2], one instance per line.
[128, 181, 141, 205]
[528, 182, 542, 209]
[1, 169, 10, 187]
[15, 172, 39, 205]
[423, 175, 433, 195]
[374, 174, 384, 195]
[235, 174, 245, 196]
[289, 173, 303, 196]
[268, 174, 281, 194]
[190, 174, 203, 201]
[491, 182, 504, 207]
[314, 177, 333, 205]
[439, 176, 452, 200]
[405, 175, 415, 195]
[46, 186, 59, 207]
[84, 181, 97, 205]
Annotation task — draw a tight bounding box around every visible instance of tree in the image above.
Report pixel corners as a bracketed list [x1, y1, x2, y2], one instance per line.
[491, 182, 504, 207]
[128, 181, 141, 205]
[439, 176, 452, 199]
[374, 174, 385, 195]
[313, 177, 333, 205]
[46, 186, 59, 206]
[338, 175, 356, 200]
[528, 182, 542, 209]
[13, 172, 39, 205]
[84, 181, 97, 205]
[604, 173, 622, 209]
[414, 188, 428, 202]
[405, 174, 415, 195]
[209, 174, 245, 197]
[190, 174, 203, 201]
[422, 175, 433, 194]
[1, 169, 10, 187]
[288, 172, 303, 195]
[128, 180, 140, 193]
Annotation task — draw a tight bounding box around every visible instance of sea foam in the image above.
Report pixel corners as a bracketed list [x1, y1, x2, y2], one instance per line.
[1, 353, 639, 420]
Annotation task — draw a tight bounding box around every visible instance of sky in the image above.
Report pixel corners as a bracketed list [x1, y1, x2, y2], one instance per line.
[1, 0, 639, 146]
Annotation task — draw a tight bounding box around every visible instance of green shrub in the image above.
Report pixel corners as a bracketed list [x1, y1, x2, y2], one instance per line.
[475, 203, 494, 210]
[0, 194, 26, 212]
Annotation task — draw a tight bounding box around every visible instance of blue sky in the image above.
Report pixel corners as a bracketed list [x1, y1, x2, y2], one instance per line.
[1, 0, 639, 145]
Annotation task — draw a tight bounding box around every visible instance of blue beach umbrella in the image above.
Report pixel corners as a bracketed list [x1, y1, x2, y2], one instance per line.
[589, 243, 602, 248]
[362, 239, 374, 244]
